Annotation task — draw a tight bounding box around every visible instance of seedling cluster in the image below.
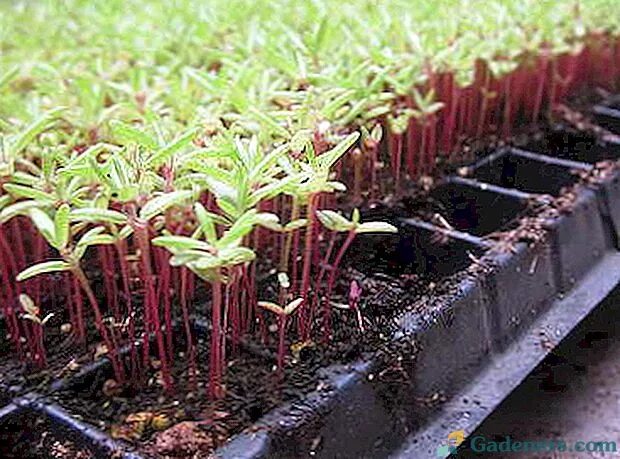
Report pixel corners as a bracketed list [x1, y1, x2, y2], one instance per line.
[0, 0, 619, 406]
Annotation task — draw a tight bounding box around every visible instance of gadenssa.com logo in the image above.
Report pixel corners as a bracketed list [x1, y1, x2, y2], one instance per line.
[436, 430, 618, 457]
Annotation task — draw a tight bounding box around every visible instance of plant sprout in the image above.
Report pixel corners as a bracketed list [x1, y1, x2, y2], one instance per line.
[257, 297, 303, 378]
[0, 0, 618, 409]
[19, 293, 53, 368]
[153, 202, 278, 398]
[316, 208, 397, 339]
[16, 205, 126, 384]
[333, 280, 364, 333]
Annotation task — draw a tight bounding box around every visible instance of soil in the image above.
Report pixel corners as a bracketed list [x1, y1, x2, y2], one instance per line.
[0, 409, 95, 459]
[50, 265, 430, 457]
[0, 256, 153, 399]
[0, 323, 108, 398]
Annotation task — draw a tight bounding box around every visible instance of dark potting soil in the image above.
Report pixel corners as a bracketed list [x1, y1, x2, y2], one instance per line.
[49, 264, 435, 457]
[0, 325, 97, 399]
[0, 409, 95, 459]
[0, 302, 132, 401]
[0, 246, 168, 400]
[0, 255, 145, 398]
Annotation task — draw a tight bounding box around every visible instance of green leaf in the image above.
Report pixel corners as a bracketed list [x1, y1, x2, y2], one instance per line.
[119, 225, 134, 239]
[321, 89, 357, 119]
[73, 227, 114, 259]
[19, 293, 38, 315]
[10, 171, 39, 187]
[17, 260, 72, 281]
[340, 99, 369, 125]
[370, 124, 383, 143]
[140, 190, 193, 221]
[326, 181, 347, 192]
[109, 154, 132, 189]
[284, 297, 304, 315]
[28, 208, 56, 247]
[194, 202, 218, 243]
[284, 218, 308, 232]
[89, 234, 116, 245]
[216, 197, 238, 220]
[11, 107, 66, 156]
[218, 209, 258, 247]
[69, 208, 128, 225]
[0, 65, 19, 91]
[2, 184, 55, 205]
[152, 235, 214, 253]
[316, 210, 354, 232]
[109, 120, 158, 150]
[116, 185, 140, 203]
[248, 108, 290, 139]
[355, 222, 398, 234]
[249, 143, 289, 180]
[22, 313, 41, 324]
[204, 174, 238, 204]
[0, 194, 12, 211]
[169, 250, 207, 267]
[254, 212, 281, 231]
[317, 132, 360, 170]
[217, 246, 256, 265]
[0, 200, 40, 223]
[75, 226, 104, 247]
[54, 203, 70, 250]
[146, 127, 199, 168]
[249, 174, 301, 207]
[257, 301, 284, 315]
[190, 253, 223, 270]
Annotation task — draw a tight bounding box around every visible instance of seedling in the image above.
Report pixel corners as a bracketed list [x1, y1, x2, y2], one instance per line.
[316, 208, 397, 339]
[15, 204, 126, 384]
[257, 297, 303, 377]
[333, 280, 365, 333]
[18, 294, 53, 368]
[153, 201, 277, 398]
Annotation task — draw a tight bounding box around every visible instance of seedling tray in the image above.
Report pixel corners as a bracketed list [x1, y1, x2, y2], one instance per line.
[593, 101, 620, 134]
[214, 136, 620, 458]
[1, 126, 620, 458]
[0, 395, 139, 458]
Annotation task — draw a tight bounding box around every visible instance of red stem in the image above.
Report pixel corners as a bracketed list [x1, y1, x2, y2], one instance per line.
[115, 240, 137, 379]
[135, 223, 174, 393]
[73, 266, 125, 384]
[322, 229, 356, 341]
[299, 194, 318, 341]
[277, 314, 287, 379]
[180, 267, 197, 390]
[209, 275, 224, 399]
[157, 248, 174, 363]
[532, 53, 549, 123]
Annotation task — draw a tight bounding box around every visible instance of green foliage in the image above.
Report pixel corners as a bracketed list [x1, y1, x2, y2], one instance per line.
[17, 260, 72, 281]
[0, 0, 615, 396]
[1, 0, 616, 167]
[316, 208, 398, 234]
